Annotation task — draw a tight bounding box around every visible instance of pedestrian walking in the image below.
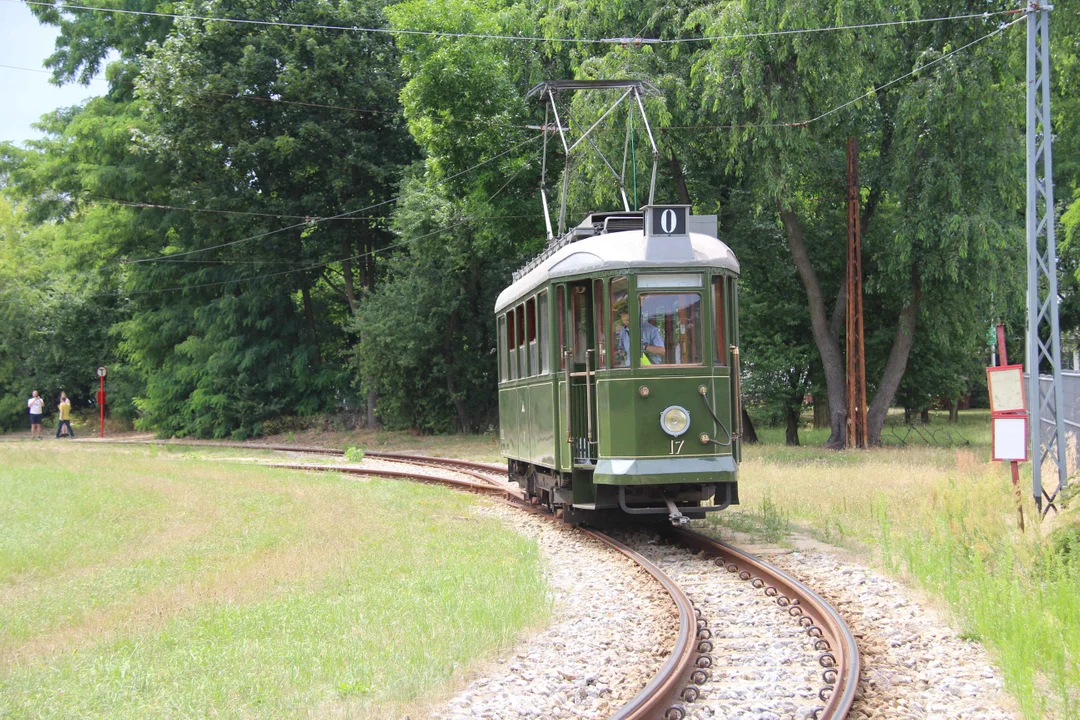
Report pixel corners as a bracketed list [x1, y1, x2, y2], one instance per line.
[27, 390, 44, 439]
[56, 391, 74, 439]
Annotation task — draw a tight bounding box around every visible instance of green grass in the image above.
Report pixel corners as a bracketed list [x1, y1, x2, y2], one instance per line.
[0, 443, 548, 719]
[716, 409, 1078, 719]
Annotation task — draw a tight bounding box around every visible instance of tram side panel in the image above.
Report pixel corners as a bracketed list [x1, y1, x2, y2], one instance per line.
[526, 380, 556, 468]
[498, 385, 517, 459]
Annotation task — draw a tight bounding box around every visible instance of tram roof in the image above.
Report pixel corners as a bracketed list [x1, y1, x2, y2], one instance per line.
[494, 229, 740, 313]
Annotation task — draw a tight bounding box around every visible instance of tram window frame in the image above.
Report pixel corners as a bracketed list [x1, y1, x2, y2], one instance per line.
[515, 304, 527, 377]
[609, 276, 629, 369]
[712, 275, 726, 366]
[557, 285, 566, 370]
[526, 297, 538, 377]
[593, 279, 607, 368]
[498, 314, 507, 382]
[638, 292, 704, 367]
[507, 309, 517, 381]
[571, 286, 589, 365]
[538, 290, 550, 375]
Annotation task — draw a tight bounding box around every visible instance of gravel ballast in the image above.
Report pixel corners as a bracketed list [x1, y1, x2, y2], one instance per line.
[429, 505, 678, 720]
[426, 505, 1020, 720]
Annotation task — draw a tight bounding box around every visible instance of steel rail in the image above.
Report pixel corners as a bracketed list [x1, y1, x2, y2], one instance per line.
[669, 528, 859, 720]
[265, 462, 524, 500]
[74, 437, 508, 472]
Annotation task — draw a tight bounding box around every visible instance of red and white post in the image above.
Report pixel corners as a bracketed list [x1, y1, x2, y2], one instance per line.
[96, 366, 107, 439]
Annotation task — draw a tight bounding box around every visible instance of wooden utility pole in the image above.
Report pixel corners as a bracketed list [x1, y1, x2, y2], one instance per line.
[846, 138, 869, 448]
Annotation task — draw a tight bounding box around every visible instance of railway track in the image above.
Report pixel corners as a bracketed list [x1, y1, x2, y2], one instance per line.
[75, 438, 859, 719]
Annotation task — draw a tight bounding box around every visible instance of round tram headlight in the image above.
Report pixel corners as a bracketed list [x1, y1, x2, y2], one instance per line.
[660, 405, 691, 437]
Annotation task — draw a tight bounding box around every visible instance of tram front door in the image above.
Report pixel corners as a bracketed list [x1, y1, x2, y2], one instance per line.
[565, 281, 597, 466]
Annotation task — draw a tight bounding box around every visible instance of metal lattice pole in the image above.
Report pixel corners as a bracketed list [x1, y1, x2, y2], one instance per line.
[1026, 1, 1068, 515]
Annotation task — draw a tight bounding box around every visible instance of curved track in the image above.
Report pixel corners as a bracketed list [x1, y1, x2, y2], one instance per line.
[76, 438, 858, 720]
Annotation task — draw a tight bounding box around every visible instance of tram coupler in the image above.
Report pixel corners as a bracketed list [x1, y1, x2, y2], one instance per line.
[664, 497, 690, 526]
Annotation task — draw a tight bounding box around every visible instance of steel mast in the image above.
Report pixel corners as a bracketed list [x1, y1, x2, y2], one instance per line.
[1026, 2, 1067, 514]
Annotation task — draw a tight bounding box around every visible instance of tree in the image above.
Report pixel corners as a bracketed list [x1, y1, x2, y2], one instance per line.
[682, 0, 1024, 445]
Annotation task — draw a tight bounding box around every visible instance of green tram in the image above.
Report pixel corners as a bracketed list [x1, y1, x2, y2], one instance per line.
[495, 204, 742, 524]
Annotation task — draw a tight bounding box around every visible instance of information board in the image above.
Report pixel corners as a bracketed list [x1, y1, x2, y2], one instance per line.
[986, 365, 1026, 414]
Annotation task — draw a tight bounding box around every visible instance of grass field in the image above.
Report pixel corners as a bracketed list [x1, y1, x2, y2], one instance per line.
[0, 443, 547, 719]
[7, 410, 1077, 719]
[705, 409, 1079, 720]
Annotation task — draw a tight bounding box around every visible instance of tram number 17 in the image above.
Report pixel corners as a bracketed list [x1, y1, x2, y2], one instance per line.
[669, 440, 685, 455]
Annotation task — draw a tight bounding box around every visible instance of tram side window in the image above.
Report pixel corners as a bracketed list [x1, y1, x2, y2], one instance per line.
[609, 276, 628, 367]
[538, 290, 550, 374]
[507, 309, 517, 380]
[498, 314, 507, 382]
[516, 304, 526, 377]
[712, 275, 726, 365]
[557, 286, 566, 370]
[593, 279, 606, 367]
[639, 293, 703, 366]
[527, 297, 538, 377]
[572, 286, 589, 365]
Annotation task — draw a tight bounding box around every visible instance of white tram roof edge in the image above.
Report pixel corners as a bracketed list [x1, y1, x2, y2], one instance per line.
[494, 229, 740, 314]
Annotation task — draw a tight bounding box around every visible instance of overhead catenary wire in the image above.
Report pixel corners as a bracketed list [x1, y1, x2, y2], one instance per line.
[96, 163, 537, 298]
[88, 197, 536, 223]
[6, 13, 1021, 215]
[2, 4, 1027, 301]
[103, 134, 540, 269]
[661, 15, 1025, 131]
[9, 16, 1023, 281]
[5, 0, 1024, 46]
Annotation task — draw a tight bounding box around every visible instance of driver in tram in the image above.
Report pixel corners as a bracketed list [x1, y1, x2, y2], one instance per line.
[615, 299, 664, 366]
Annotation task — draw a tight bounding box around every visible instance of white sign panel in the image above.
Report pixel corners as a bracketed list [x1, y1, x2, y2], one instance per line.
[992, 417, 1028, 461]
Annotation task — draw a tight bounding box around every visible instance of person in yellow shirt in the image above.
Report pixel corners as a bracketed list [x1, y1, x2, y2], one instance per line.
[55, 391, 74, 439]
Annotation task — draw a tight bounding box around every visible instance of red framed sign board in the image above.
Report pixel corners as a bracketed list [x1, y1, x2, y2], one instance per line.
[985, 364, 1028, 463]
[987, 365, 1026, 414]
[991, 415, 1029, 462]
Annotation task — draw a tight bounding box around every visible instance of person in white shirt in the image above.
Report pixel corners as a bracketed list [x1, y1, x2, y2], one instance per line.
[27, 390, 44, 439]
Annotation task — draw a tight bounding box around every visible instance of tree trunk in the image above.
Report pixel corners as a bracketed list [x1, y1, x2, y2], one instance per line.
[785, 405, 801, 446]
[779, 205, 847, 447]
[341, 236, 357, 312]
[668, 151, 691, 205]
[301, 284, 322, 369]
[741, 407, 759, 444]
[444, 309, 472, 433]
[866, 266, 922, 443]
[366, 388, 379, 429]
[949, 398, 960, 424]
[813, 393, 830, 429]
[920, 408, 930, 424]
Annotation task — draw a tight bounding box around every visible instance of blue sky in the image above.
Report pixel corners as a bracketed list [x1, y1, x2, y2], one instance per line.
[1, 1, 111, 145]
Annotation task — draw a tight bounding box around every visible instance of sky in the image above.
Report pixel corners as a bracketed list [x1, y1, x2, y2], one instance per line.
[0, 1, 111, 145]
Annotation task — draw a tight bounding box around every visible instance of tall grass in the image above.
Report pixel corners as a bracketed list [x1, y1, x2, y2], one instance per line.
[0, 443, 548, 719]
[727, 411, 1079, 719]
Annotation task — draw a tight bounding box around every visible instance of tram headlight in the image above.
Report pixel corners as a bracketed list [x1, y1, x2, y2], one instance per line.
[661, 406, 690, 437]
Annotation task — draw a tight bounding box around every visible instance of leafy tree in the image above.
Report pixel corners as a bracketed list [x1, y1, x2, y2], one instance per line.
[351, 0, 549, 432]
[115, 0, 413, 436]
[680, 0, 1024, 445]
[0, 194, 130, 430]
